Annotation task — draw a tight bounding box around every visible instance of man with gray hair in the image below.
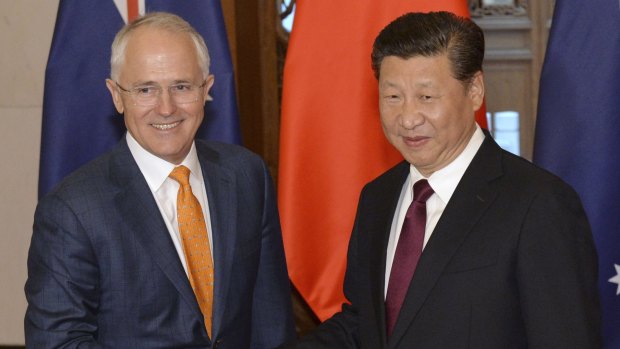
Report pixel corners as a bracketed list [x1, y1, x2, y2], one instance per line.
[26, 12, 294, 348]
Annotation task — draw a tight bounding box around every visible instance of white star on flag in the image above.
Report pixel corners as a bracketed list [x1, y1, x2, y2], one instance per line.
[609, 264, 620, 295]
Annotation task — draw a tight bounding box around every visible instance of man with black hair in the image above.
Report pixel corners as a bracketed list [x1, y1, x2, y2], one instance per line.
[284, 11, 601, 349]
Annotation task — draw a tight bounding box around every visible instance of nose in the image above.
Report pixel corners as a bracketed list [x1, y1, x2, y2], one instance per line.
[399, 99, 424, 129]
[154, 89, 177, 116]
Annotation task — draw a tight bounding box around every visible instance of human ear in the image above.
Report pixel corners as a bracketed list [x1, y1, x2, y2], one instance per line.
[468, 71, 485, 112]
[203, 74, 215, 103]
[105, 79, 125, 114]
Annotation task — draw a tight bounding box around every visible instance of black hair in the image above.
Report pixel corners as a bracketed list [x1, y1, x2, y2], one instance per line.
[371, 11, 484, 84]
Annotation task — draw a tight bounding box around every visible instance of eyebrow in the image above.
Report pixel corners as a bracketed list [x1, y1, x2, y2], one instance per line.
[129, 80, 159, 87]
[170, 79, 193, 85]
[380, 80, 435, 89]
[415, 81, 434, 88]
[379, 81, 399, 89]
[129, 79, 194, 87]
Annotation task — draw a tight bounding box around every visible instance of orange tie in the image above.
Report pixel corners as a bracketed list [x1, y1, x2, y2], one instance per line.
[169, 165, 214, 335]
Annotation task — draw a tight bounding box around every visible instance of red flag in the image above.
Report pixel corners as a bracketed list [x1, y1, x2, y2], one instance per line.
[279, 0, 485, 321]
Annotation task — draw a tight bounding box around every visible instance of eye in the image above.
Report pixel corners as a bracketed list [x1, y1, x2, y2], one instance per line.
[134, 86, 158, 96]
[420, 95, 433, 102]
[171, 84, 193, 93]
[384, 94, 401, 103]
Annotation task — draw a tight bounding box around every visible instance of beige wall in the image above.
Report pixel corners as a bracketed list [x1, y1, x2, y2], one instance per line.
[0, 0, 59, 345]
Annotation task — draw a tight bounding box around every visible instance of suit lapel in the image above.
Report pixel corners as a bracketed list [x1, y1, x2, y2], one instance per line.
[110, 141, 204, 323]
[388, 137, 504, 347]
[196, 143, 236, 338]
[367, 162, 410, 347]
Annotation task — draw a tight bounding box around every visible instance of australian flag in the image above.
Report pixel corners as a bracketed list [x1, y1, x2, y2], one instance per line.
[39, 0, 240, 197]
[534, 0, 620, 347]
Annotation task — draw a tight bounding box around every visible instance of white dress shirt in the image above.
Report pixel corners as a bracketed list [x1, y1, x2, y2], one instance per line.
[126, 132, 213, 276]
[384, 126, 485, 297]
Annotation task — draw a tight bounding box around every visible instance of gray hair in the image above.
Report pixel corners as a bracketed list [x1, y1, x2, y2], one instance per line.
[110, 12, 210, 81]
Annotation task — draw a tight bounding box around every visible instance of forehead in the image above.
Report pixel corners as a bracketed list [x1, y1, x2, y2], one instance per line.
[378, 54, 455, 86]
[126, 26, 195, 57]
[120, 27, 199, 79]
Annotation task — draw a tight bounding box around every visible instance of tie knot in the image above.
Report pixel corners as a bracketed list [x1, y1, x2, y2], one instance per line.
[413, 179, 434, 203]
[169, 165, 191, 186]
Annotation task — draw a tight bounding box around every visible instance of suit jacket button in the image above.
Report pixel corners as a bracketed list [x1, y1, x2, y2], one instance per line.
[213, 339, 222, 348]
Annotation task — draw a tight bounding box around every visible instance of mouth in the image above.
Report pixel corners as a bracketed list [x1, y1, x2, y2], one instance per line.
[403, 135, 430, 147]
[151, 121, 181, 130]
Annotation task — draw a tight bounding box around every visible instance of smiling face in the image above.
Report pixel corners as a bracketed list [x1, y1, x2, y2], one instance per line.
[106, 26, 214, 165]
[378, 54, 484, 177]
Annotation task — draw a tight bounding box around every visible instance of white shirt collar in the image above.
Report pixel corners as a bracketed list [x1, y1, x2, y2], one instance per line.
[409, 125, 485, 203]
[125, 132, 202, 192]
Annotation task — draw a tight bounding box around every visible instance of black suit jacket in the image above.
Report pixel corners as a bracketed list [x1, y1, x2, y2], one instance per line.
[287, 136, 601, 348]
[26, 139, 295, 348]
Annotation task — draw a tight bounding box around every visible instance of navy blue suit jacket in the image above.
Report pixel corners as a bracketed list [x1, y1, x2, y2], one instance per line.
[26, 139, 295, 348]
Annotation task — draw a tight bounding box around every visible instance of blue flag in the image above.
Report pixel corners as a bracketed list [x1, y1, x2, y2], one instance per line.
[534, 0, 620, 347]
[39, 0, 240, 197]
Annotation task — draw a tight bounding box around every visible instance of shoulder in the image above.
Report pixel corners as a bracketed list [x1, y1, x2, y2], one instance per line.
[363, 161, 409, 192]
[501, 148, 576, 196]
[475, 144, 586, 222]
[472, 136, 578, 198]
[40, 142, 132, 210]
[195, 140, 265, 168]
[352, 161, 409, 208]
[195, 140, 271, 186]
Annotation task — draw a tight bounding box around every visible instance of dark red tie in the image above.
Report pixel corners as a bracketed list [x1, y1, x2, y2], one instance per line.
[385, 179, 434, 338]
